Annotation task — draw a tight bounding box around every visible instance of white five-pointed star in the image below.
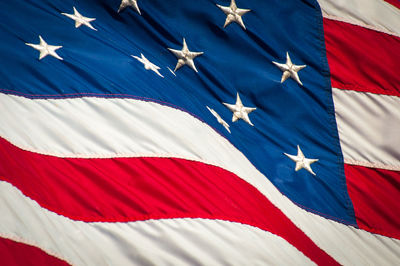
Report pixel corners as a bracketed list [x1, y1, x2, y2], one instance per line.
[223, 93, 256, 126]
[118, 0, 141, 14]
[25, 36, 63, 60]
[207, 106, 231, 133]
[168, 38, 204, 73]
[273, 52, 306, 86]
[62, 7, 97, 31]
[284, 145, 319, 176]
[217, 0, 251, 30]
[132, 53, 164, 78]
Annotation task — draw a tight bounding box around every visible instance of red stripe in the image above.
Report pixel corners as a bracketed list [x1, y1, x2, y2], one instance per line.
[323, 18, 400, 97]
[383, 0, 400, 9]
[345, 164, 400, 239]
[0, 137, 338, 265]
[0, 237, 69, 266]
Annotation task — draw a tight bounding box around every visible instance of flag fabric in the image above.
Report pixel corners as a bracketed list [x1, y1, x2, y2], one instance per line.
[0, 0, 399, 265]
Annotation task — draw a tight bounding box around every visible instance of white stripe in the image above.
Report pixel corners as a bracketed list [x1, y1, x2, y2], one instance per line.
[333, 88, 400, 170]
[322, 13, 399, 38]
[318, 0, 400, 38]
[0, 93, 236, 160]
[0, 181, 314, 266]
[1, 93, 400, 264]
[344, 159, 400, 172]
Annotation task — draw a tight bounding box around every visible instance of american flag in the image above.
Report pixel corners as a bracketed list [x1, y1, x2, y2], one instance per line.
[0, 0, 399, 265]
